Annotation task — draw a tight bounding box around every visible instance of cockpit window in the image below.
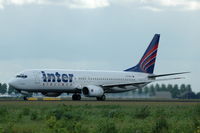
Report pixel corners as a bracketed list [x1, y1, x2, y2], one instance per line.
[16, 74, 28, 78]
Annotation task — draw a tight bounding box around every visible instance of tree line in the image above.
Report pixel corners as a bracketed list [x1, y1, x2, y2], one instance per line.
[140, 84, 199, 99]
[0, 83, 17, 94]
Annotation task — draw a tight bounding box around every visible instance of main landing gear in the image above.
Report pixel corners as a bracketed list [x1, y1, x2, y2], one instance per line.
[72, 94, 81, 101]
[96, 95, 106, 101]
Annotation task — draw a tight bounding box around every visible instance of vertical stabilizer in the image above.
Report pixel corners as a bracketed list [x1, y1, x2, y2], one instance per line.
[124, 34, 160, 74]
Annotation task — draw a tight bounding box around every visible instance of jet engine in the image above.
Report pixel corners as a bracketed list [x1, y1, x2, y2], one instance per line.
[41, 92, 62, 97]
[82, 85, 104, 97]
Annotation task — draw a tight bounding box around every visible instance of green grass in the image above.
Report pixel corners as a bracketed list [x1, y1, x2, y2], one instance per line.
[0, 101, 200, 133]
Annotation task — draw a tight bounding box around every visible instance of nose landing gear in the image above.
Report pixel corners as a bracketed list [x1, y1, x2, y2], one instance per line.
[23, 96, 28, 100]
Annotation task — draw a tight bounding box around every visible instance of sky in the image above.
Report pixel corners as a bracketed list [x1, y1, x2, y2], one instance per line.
[0, 0, 199, 92]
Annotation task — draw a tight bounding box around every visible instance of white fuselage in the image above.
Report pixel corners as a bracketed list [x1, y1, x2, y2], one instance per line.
[9, 69, 150, 94]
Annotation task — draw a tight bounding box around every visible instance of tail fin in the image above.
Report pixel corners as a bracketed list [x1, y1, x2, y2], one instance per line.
[124, 34, 160, 74]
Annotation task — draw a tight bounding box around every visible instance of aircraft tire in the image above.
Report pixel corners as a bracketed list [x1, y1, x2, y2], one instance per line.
[72, 94, 81, 101]
[101, 95, 106, 101]
[23, 96, 28, 101]
[77, 94, 81, 100]
[96, 95, 106, 101]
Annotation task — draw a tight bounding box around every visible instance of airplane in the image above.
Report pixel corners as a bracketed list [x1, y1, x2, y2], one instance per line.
[8, 34, 188, 101]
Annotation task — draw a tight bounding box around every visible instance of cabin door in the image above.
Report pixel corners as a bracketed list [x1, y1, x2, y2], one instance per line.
[33, 71, 41, 85]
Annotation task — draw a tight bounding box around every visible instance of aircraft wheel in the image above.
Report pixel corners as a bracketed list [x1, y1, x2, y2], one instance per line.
[96, 95, 106, 101]
[77, 94, 81, 100]
[72, 94, 81, 101]
[23, 96, 28, 101]
[101, 95, 106, 101]
[72, 94, 77, 100]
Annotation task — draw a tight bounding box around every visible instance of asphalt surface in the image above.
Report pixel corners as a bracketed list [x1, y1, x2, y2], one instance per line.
[0, 99, 200, 102]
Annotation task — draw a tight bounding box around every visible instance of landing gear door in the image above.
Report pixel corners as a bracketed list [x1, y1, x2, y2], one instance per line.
[33, 71, 41, 85]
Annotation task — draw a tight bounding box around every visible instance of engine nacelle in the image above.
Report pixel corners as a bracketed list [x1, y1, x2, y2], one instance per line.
[82, 85, 104, 97]
[42, 92, 62, 97]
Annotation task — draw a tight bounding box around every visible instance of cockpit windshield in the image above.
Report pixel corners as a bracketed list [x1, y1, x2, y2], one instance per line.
[16, 74, 28, 79]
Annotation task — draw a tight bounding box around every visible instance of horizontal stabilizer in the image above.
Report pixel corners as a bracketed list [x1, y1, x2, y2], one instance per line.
[148, 72, 190, 78]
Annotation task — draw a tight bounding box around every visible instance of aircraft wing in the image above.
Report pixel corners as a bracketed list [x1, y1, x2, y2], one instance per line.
[148, 72, 189, 78]
[102, 77, 184, 87]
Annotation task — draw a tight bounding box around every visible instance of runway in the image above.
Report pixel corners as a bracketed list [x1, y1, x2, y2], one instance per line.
[0, 98, 200, 103]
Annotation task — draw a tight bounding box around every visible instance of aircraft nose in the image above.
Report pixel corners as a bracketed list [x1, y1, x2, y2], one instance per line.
[8, 79, 18, 88]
